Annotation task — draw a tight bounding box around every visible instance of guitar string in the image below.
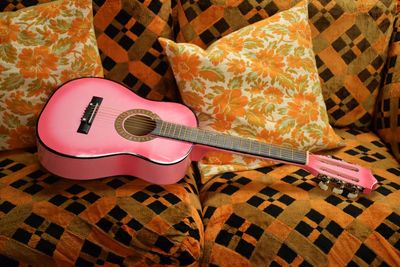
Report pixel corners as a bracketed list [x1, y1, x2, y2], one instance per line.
[87, 107, 305, 160]
[92, 113, 304, 161]
[94, 109, 305, 159]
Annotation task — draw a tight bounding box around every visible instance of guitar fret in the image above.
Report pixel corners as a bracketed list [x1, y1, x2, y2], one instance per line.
[153, 120, 307, 165]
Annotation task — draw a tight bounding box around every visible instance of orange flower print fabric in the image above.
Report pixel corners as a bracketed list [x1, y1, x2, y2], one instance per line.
[160, 1, 343, 181]
[0, 0, 103, 151]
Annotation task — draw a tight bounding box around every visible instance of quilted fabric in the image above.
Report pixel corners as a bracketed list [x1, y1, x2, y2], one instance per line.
[93, 0, 179, 101]
[176, 0, 397, 128]
[0, 0, 103, 151]
[200, 128, 400, 266]
[161, 1, 343, 179]
[375, 17, 400, 163]
[0, 151, 203, 266]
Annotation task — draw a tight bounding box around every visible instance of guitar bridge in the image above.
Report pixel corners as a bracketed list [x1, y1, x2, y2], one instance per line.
[77, 96, 103, 134]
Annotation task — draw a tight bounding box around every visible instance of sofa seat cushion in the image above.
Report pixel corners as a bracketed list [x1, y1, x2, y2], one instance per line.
[0, 150, 203, 266]
[199, 128, 400, 266]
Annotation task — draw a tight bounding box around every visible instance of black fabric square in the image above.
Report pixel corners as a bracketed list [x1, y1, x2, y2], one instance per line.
[107, 179, 125, 189]
[96, 218, 113, 232]
[214, 18, 229, 33]
[155, 236, 174, 253]
[82, 239, 102, 257]
[376, 223, 395, 239]
[314, 16, 330, 32]
[115, 9, 131, 25]
[49, 194, 69, 206]
[12, 228, 32, 244]
[306, 210, 324, 224]
[260, 187, 278, 197]
[264, 204, 283, 217]
[277, 243, 297, 263]
[127, 218, 143, 231]
[235, 239, 255, 259]
[148, 200, 168, 214]
[36, 238, 56, 256]
[24, 213, 44, 228]
[0, 158, 13, 167]
[314, 234, 333, 253]
[326, 221, 343, 238]
[246, 224, 264, 240]
[295, 221, 313, 237]
[278, 195, 295, 206]
[325, 195, 343, 206]
[247, 196, 264, 207]
[215, 229, 233, 246]
[147, 184, 164, 194]
[8, 163, 25, 172]
[114, 228, 132, 246]
[221, 185, 239, 195]
[106, 252, 124, 265]
[66, 185, 85, 195]
[0, 200, 16, 214]
[65, 202, 86, 215]
[109, 206, 128, 221]
[75, 257, 95, 267]
[122, 73, 139, 88]
[82, 192, 100, 204]
[46, 223, 64, 240]
[226, 213, 245, 228]
[356, 244, 376, 264]
[132, 191, 150, 202]
[203, 206, 216, 219]
[164, 193, 181, 205]
[343, 204, 363, 218]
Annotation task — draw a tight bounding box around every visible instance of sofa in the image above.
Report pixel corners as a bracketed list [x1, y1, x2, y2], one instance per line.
[0, 0, 399, 266]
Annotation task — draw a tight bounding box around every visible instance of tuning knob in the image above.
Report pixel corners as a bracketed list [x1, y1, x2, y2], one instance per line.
[347, 185, 363, 199]
[316, 174, 330, 191]
[332, 180, 345, 194]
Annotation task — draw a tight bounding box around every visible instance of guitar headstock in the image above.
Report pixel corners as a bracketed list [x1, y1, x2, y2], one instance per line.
[305, 154, 377, 198]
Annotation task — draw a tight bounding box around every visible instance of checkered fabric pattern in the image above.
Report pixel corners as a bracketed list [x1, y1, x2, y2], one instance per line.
[0, 0, 180, 101]
[175, 0, 397, 128]
[93, 0, 179, 101]
[0, 151, 203, 266]
[375, 16, 400, 163]
[200, 128, 400, 266]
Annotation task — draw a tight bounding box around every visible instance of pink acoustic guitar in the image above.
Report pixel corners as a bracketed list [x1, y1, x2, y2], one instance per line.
[37, 78, 377, 198]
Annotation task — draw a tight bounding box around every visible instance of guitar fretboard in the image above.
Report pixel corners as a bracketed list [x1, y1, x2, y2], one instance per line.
[152, 120, 307, 165]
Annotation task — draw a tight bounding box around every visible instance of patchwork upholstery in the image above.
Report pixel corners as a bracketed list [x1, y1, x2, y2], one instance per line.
[93, 0, 179, 101]
[175, 0, 397, 128]
[375, 16, 400, 163]
[200, 128, 400, 266]
[0, 150, 203, 266]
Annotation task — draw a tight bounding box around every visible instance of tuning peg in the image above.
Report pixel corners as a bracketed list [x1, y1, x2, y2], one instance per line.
[347, 185, 363, 199]
[319, 181, 329, 191]
[332, 180, 345, 194]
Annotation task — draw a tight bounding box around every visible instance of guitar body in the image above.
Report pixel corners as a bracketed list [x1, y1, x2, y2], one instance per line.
[37, 78, 198, 184]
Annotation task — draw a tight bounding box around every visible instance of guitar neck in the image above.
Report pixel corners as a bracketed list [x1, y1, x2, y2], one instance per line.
[153, 120, 308, 165]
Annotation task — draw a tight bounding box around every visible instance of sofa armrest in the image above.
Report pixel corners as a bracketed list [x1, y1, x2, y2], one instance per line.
[375, 16, 400, 162]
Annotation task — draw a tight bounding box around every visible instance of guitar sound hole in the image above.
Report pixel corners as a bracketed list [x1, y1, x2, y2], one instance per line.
[124, 115, 156, 137]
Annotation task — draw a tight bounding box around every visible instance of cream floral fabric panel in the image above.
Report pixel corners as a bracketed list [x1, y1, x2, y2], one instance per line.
[0, 0, 103, 150]
[160, 1, 343, 181]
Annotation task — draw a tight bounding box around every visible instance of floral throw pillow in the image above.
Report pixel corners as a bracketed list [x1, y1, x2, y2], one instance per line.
[0, 0, 103, 151]
[160, 1, 343, 180]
